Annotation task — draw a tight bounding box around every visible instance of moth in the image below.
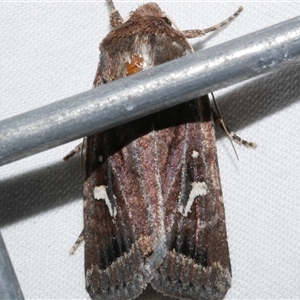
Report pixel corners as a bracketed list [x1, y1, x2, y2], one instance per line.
[66, 1, 255, 299]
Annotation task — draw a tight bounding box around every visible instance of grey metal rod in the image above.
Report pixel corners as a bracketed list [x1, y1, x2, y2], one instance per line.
[0, 232, 25, 300]
[0, 16, 299, 166]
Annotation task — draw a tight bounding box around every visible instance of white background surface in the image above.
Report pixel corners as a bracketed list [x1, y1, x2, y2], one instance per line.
[1, 1, 300, 299]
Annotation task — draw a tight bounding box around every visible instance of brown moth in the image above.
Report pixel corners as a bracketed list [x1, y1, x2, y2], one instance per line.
[68, 1, 251, 299]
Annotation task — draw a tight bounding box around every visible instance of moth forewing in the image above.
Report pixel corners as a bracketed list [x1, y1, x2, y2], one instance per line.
[83, 2, 242, 299]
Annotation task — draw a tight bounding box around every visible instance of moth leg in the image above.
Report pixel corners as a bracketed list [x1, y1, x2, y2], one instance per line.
[69, 229, 84, 254]
[63, 138, 86, 161]
[212, 108, 257, 148]
[182, 6, 243, 38]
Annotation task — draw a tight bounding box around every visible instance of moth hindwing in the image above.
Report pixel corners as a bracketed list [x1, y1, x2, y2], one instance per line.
[83, 1, 243, 299]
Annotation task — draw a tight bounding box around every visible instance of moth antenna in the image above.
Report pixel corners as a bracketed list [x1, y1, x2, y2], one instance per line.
[63, 139, 86, 161]
[211, 93, 239, 160]
[80, 137, 86, 168]
[107, 0, 124, 28]
[183, 6, 243, 38]
[211, 93, 257, 160]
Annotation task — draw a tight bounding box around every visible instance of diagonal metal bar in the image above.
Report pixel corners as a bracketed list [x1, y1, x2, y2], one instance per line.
[0, 232, 25, 300]
[0, 16, 299, 166]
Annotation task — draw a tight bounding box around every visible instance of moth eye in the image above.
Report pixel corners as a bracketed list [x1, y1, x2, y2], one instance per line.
[162, 17, 172, 26]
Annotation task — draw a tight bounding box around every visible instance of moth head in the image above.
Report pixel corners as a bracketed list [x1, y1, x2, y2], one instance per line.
[130, 3, 164, 18]
[129, 3, 176, 28]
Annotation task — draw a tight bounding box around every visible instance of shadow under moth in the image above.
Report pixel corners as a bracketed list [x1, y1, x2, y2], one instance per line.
[66, 1, 256, 299]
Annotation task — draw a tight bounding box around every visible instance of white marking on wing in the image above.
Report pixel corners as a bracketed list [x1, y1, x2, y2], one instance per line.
[94, 185, 117, 218]
[192, 150, 199, 158]
[178, 181, 208, 217]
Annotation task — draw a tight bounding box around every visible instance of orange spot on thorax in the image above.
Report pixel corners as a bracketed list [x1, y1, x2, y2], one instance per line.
[125, 54, 144, 76]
